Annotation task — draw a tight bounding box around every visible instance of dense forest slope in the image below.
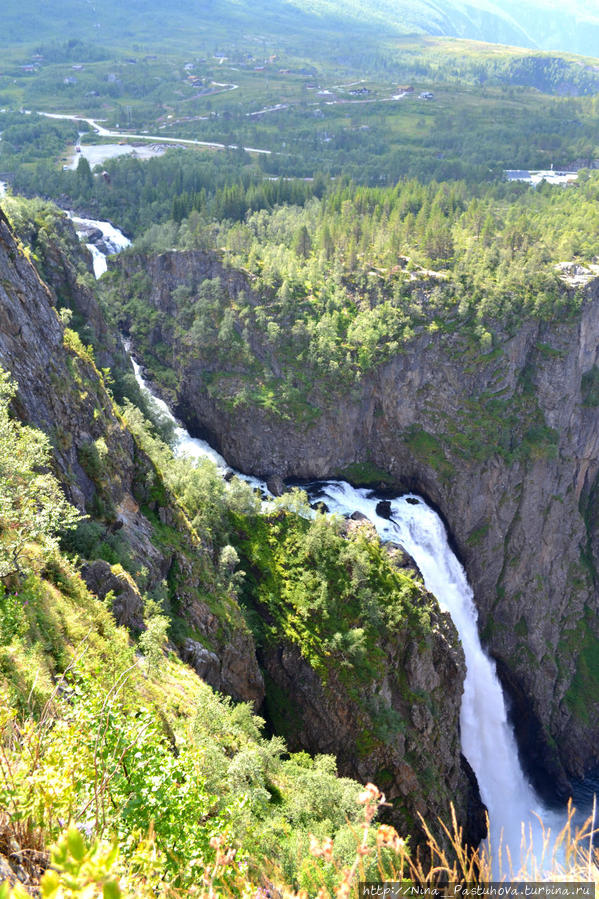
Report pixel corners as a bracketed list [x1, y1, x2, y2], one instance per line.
[111, 234, 599, 800]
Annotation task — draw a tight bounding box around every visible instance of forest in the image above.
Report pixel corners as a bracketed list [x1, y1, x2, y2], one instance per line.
[97, 171, 595, 421]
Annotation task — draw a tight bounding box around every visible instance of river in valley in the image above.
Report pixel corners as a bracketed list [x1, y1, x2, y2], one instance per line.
[76, 214, 597, 873]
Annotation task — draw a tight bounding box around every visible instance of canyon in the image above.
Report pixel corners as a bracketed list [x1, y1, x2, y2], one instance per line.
[113, 245, 599, 801]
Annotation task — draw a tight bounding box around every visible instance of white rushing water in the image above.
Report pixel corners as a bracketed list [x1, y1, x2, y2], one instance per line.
[70, 214, 131, 278]
[86, 243, 109, 278]
[80, 214, 579, 871]
[311, 483, 566, 867]
[128, 351, 231, 470]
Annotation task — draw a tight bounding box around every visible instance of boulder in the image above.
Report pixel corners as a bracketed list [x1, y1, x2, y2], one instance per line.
[375, 499, 392, 519]
[181, 640, 221, 690]
[266, 475, 285, 497]
[80, 560, 145, 632]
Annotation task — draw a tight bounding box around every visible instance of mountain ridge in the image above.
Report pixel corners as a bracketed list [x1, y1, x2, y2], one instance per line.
[2, 0, 599, 59]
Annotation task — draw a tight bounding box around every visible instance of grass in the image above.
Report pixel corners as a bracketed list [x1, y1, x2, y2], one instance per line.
[404, 426, 454, 480]
[3, 782, 597, 896]
[335, 461, 395, 488]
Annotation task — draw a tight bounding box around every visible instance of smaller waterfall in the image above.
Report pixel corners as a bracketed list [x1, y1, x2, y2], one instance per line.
[86, 243, 109, 278]
[70, 214, 132, 254]
[70, 213, 131, 278]
[128, 352, 231, 470]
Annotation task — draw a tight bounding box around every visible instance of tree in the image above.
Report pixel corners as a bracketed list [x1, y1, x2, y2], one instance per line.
[293, 224, 312, 259]
[75, 155, 93, 193]
[0, 368, 82, 578]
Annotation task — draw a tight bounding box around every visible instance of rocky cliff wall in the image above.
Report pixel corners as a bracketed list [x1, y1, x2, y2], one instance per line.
[259, 589, 486, 851]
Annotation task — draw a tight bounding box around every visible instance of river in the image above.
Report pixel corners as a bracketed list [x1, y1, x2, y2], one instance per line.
[76, 215, 596, 872]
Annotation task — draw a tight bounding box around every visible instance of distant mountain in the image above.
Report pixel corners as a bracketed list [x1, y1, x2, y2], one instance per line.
[2, 0, 599, 58]
[285, 0, 599, 56]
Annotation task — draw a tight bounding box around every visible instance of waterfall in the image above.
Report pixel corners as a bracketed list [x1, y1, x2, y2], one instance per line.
[86, 243, 109, 278]
[70, 213, 131, 278]
[80, 214, 583, 870]
[309, 483, 565, 864]
[127, 351, 232, 471]
[70, 214, 132, 255]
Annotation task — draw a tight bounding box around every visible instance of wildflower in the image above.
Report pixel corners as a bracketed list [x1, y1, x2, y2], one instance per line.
[335, 869, 352, 899]
[221, 848, 236, 866]
[321, 837, 334, 862]
[376, 824, 405, 853]
[209, 833, 235, 866]
[357, 782, 380, 804]
[308, 835, 334, 861]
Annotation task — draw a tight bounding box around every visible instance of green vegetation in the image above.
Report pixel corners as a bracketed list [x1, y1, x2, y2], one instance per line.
[335, 461, 394, 487]
[0, 363, 420, 894]
[3, 2, 599, 887]
[581, 366, 599, 407]
[0, 369, 81, 578]
[99, 171, 597, 420]
[0, 565, 374, 895]
[234, 504, 432, 680]
[7, 74, 599, 213]
[4, 22, 599, 219]
[405, 428, 454, 480]
[0, 111, 83, 168]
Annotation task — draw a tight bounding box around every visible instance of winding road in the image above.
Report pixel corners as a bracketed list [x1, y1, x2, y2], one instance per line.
[36, 110, 272, 156]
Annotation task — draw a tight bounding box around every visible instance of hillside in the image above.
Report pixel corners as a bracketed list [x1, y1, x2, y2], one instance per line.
[1, 0, 599, 58]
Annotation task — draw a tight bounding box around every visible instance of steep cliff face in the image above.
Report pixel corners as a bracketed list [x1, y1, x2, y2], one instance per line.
[115, 247, 599, 794]
[259, 601, 485, 851]
[1, 199, 127, 374]
[0, 207, 264, 707]
[236, 510, 486, 851]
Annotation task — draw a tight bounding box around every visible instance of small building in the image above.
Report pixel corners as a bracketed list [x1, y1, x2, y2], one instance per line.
[504, 169, 578, 186]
